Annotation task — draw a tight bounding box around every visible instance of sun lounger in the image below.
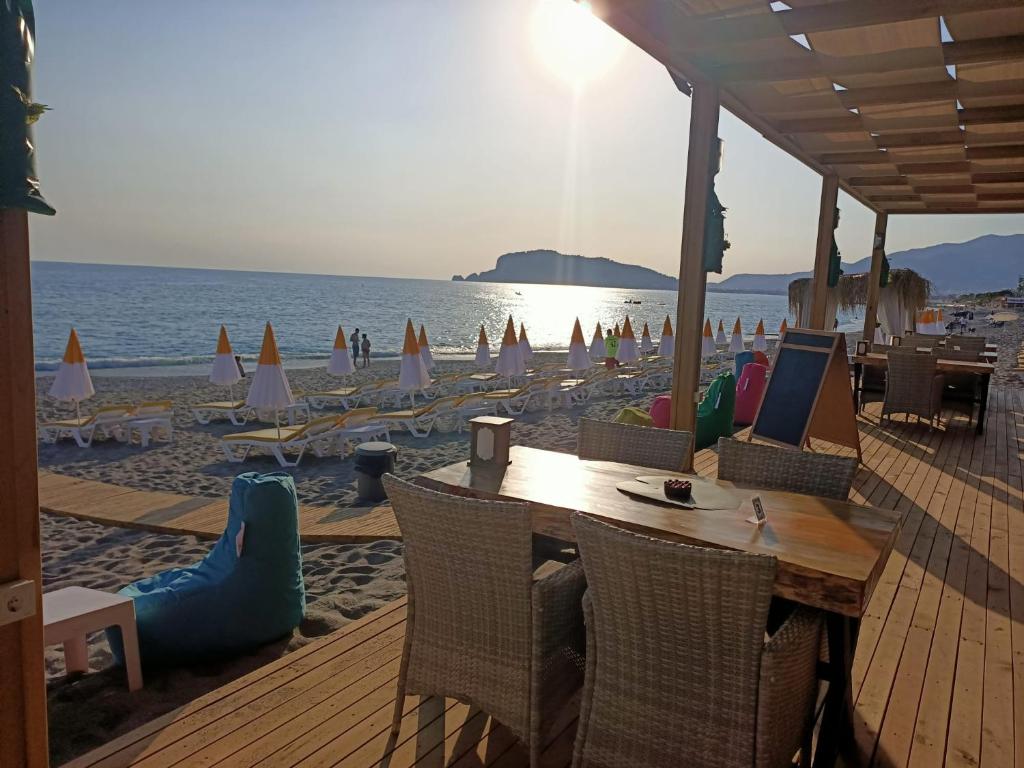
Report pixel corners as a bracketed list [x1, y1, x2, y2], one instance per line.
[421, 373, 461, 399]
[375, 395, 466, 438]
[39, 405, 136, 448]
[453, 394, 498, 431]
[484, 379, 553, 415]
[304, 385, 364, 410]
[192, 400, 253, 426]
[123, 401, 175, 447]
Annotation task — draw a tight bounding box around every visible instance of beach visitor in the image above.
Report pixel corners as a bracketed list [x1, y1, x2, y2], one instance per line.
[234, 354, 245, 377]
[361, 333, 371, 367]
[604, 329, 619, 369]
[351, 328, 360, 365]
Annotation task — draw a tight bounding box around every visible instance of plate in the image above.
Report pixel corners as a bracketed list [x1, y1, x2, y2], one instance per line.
[616, 475, 741, 511]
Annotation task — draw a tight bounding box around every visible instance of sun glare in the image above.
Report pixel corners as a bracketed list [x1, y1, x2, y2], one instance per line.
[530, 0, 626, 88]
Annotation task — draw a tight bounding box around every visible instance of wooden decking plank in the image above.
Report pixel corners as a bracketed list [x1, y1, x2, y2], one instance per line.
[1002, 388, 1024, 768]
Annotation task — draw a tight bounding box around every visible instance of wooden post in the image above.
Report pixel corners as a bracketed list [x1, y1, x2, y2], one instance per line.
[0, 208, 49, 767]
[809, 174, 839, 330]
[669, 81, 720, 471]
[861, 211, 888, 343]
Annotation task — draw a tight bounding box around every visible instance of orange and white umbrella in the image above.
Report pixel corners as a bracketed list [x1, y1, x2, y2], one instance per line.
[640, 322, 654, 354]
[701, 319, 716, 358]
[728, 317, 745, 353]
[613, 322, 621, 338]
[328, 325, 355, 376]
[474, 325, 491, 368]
[658, 316, 674, 356]
[210, 325, 242, 386]
[616, 316, 639, 364]
[246, 322, 293, 411]
[567, 318, 591, 372]
[50, 328, 95, 419]
[496, 316, 525, 377]
[589, 322, 604, 360]
[779, 318, 788, 337]
[752, 319, 767, 352]
[399, 319, 431, 393]
[715, 319, 727, 346]
[935, 308, 946, 334]
[418, 324, 434, 371]
[518, 323, 533, 364]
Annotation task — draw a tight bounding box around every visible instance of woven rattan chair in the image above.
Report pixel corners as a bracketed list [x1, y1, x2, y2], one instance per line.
[934, 347, 982, 426]
[860, 343, 893, 412]
[577, 417, 692, 471]
[882, 350, 944, 427]
[381, 475, 586, 766]
[571, 513, 821, 768]
[716, 438, 857, 501]
[904, 334, 939, 350]
[947, 334, 986, 352]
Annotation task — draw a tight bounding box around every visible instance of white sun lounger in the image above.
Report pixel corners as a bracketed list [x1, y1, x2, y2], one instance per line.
[374, 395, 467, 438]
[39, 405, 137, 448]
[192, 400, 253, 426]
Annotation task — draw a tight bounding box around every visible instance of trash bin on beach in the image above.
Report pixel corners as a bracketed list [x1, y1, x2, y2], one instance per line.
[354, 442, 397, 502]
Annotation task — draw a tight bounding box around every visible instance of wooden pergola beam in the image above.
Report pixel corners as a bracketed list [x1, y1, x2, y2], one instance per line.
[861, 213, 888, 344]
[849, 170, 1024, 187]
[774, 104, 1024, 135]
[809, 175, 839, 330]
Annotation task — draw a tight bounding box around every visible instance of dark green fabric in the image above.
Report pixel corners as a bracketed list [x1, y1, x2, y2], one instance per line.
[827, 207, 841, 287]
[703, 183, 727, 274]
[695, 371, 736, 450]
[0, 0, 54, 214]
[879, 253, 890, 287]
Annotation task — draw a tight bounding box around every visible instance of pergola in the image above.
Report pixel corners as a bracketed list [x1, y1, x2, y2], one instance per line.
[588, 0, 1024, 457]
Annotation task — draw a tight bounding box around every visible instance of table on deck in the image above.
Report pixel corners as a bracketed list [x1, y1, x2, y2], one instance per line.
[415, 445, 904, 767]
[852, 352, 995, 434]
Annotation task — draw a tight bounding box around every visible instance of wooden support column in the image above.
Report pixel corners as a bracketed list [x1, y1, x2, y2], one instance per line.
[861, 211, 888, 343]
[809, 174, 839, 330]
[0, 208, 48, 767]
[669, 81, 720, 470]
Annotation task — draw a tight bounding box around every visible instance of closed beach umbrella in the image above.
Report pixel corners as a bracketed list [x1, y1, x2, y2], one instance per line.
[567, 318, 591, 372]
[715, 319, 727, 346]
[210, 325, 242, 384]
[613, 322, 621, 338]
[50, 328, 95, 420]
[640, 322, 654, 354]
[590, 322, 605, 361]
[935, 308, 945, 334]
[518, 323, 533, 364]
[496, 316, 525, 377]
[658, 316, 674, 357]
[418, 324, 434, 371]
[729, 317, 744, 353]
[400, 319, 431, 393]
[328, 325, 355, 376]
[247, 322, 293, 412]
[616, 316, 639, 364]
[701, 319, 716, 359]
[779, 318, 788, 337]
[474, 325, 491, 368]
[752, 319, 767, 352]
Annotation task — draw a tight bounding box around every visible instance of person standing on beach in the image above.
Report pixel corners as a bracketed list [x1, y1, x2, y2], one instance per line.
[603, 328, 619, 370]
[350, 328, 360, 366]
[361, 333, 371, 368]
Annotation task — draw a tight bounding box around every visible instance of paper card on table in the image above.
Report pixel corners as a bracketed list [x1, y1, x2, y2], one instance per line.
[746, 495, 767, 526]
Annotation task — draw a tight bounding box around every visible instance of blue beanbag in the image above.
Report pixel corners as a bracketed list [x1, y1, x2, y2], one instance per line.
[734, 351, 754, 379]
[109, 473, 305, 665]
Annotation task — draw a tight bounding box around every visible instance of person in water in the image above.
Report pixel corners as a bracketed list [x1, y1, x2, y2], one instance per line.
[603, 328, 619, 370]
[361, 333, 371, 368]
[350, 328, 360, 365]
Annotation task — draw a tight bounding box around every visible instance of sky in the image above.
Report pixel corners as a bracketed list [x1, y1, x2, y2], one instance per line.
[28, 0, 1023, 282]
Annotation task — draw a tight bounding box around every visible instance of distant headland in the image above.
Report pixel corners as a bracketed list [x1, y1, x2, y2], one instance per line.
[452, 250, 677, 290]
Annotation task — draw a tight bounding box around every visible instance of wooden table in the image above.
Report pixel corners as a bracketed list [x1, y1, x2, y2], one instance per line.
[852, 353, 995, 434]
[415, 445, 903, 766]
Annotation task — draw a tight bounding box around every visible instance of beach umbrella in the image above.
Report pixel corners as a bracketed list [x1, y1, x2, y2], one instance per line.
[779, 318, 788, 337]
[518, 323, 533, 365]
[399, 319, 431, 395]
[566, 318, 591, 372]
[616, 316, 639, 364]
[701, 319, 717, 359]
[752, 319, 768, 352]
[728, 317, 745, 353]
[590, 322, 605, 361]
[50, 328, 95, 420]
[496, 316, 526, 378]
[613, 322, 621, 338]
[658, 316, 674, 357]
[247, 323, 293, 435]
[935, 308, 946, 334]
[640, 322, 654, 354]
[418, 324, 434, 371]
[210, 324, 242, 382]
[327, 325, 355, 376]
[715, 319, 727, 346]
[474, 325, 491, 368]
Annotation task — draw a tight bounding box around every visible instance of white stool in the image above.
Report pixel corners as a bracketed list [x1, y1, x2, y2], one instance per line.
[43, 586, 143, 691]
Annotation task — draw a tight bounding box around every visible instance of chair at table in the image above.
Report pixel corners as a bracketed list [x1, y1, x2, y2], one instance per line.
[577, 417, 692, 472]
[381, 475, 586, 767]
[571, 513, 822, 768]
[904, 334, 940, 351]
[947, 334, 986, 353]
[934, 347, 983, 426]
[858, 343, 893, 413]
[716, 437, 857, 501]
[882, 350, 944, 427]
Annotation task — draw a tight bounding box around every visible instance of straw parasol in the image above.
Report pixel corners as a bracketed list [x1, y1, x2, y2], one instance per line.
[567, 318, 592, 373]
[658, 316, 674, 356]
[328, 325, 355, 376]
[640, 322, 654, 354]
[590, 322, 605, 361]
[788, 269, 930, 336]
[701, 319, 716, 358]
[728, 317, 744, 353]
[474, 325, 491, 368]
[210, 325, 243, 402]
[518, 323, 533, 365]
[418, 324, 434, 371]
[246, 322, 294, 436]
[49, 328, 95, 421]
[752, 319, 767, 352]
[496, 316, 525, 378]
[616, 316, 639, 364]
[400, 319, 431, 397]
[715, 319, 727, 346]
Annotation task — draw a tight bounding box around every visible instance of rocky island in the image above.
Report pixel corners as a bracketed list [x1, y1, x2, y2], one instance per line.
[452, 249, 678, 290]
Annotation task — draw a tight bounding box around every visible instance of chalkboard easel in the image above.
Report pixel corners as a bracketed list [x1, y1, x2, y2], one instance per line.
[750, 329, 861, 461]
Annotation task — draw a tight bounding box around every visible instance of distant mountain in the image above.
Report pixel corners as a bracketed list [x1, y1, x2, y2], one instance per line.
[708, 233, 1023, 296]
[453, 249, 678, 290]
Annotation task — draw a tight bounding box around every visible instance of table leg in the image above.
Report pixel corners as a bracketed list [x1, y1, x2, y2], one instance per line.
[117, 619, 144, 692]
[975, 373, 990, 436]
[63, 635, 89, 675]
[814, 614, 861, 768]
[852, 363, 862, 412]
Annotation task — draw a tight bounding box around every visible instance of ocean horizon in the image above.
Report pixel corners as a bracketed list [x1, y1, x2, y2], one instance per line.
[31, 260, 864, 375]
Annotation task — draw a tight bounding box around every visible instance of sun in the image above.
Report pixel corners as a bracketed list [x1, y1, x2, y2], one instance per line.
[530, 0, 626, 88]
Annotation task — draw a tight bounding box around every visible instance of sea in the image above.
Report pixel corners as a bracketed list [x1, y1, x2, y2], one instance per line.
[31, 261, 865, 376]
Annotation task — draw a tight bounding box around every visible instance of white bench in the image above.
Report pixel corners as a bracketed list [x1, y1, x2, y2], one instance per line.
[43, 586, 143, 691]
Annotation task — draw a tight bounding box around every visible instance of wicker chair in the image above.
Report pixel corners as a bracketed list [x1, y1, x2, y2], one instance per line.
[947, 334, 986, 352]
[934, 347, 982, 426]
[716, 438, 857, 501]
[577, 417, 692, 472]
[882, 350, 944, 427]
[860, 343, 893, 412]
[904, 334, 940, 350]
[381, 475, 586, 766]
[571, 513, 822, 768]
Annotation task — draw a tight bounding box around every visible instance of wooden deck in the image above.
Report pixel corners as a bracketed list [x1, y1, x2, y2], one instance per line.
[38, 472, 401, 543]
[65, 388, 1024, 767]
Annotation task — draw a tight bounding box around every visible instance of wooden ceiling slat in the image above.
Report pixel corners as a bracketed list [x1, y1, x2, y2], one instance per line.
[972, 170, 1024, 183]
[977, 191, 1024, 201]
[875, 131, 965, 149]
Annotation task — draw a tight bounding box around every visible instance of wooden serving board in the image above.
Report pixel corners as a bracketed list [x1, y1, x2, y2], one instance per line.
[617, 476, 741, 511]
